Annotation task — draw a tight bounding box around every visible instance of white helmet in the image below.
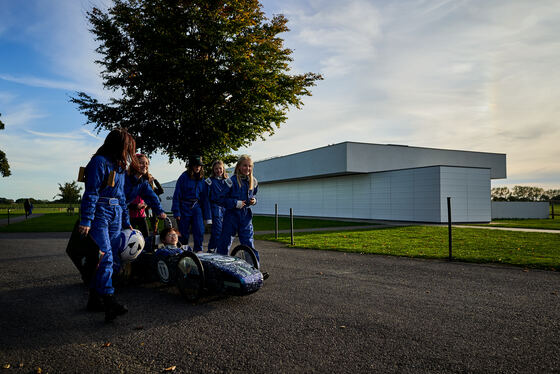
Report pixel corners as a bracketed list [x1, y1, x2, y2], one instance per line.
[116, 229, 145, 262]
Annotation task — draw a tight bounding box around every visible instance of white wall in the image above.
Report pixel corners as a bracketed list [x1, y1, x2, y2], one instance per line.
[253, 166, 492, 223]
[256, 141, 506, 183]
[159, 181, 176, 213]
[439, 167, 491, 222]
[491, 202, 549, 219]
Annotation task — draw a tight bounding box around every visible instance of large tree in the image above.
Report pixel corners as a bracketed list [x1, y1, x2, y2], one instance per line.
[71, 0, 322, 163]
[0, 113, 10, 177]
[55, 181, 83, 203]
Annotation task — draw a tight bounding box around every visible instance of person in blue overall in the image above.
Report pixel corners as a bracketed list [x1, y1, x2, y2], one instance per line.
[172, 155, 211, 252]
[216, 155, 259, 260]
[124, 154, 167, 238]
[203, 160, 228, 253]
[79, 128, 138, 322]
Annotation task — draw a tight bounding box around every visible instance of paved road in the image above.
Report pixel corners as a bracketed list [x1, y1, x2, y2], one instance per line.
[0, 232, 559, 373]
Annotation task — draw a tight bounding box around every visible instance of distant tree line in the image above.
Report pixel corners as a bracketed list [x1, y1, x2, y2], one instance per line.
[491, 186, 560, 201]
[0, 198, 51, 205]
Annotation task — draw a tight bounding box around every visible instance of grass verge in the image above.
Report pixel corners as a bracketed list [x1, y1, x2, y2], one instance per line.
[0, 213, 370, 233]
[252, 215, 370, 231]
[0, 213, 79, 232]
[256, 225, 560, 270]
[478, 218, 560, 230]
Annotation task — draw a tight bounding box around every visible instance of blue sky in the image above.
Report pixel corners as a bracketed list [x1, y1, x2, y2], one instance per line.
[1, 0, 560, 200]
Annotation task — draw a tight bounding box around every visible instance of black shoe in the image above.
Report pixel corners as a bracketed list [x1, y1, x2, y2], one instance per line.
[103, 294, 128, 322]
[262, 271, 269, 280]
[86, 289, 104, 312]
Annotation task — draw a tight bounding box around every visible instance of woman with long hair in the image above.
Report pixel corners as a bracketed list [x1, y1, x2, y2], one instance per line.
[79, 128, 138, 322]
[125, 153, 166, 238]
[216, 155, 259, 260]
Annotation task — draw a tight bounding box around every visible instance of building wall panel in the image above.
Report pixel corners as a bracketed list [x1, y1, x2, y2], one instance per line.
[225, 166, 491, 223]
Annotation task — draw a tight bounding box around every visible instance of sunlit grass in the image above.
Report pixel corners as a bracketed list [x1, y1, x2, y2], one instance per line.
[252, 215, 370, 231]
[0, 213, 79, 232]
[479, 217, 560, 230]
[0, 213, 370, 233]
[256, 226, 560, 270]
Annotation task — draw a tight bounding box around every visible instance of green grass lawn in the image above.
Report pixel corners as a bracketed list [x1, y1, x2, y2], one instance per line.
[0, 213, 79, 232]
[0, 207, 77, 216]
[252, 215, 370, 231]
[0, 213, 368, 233]
[256, 226, 560, 270]
[3, 213, 558, 271]
[481, 217, 560, 230]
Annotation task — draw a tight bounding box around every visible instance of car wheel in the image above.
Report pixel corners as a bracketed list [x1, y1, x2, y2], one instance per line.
[155, 256, 175, 284]
[230, 245, 259, 270]
[176, 251, 205, 302]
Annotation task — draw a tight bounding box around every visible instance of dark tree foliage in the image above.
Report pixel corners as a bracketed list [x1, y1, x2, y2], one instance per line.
[491, 186, 560, 201]
[55, 181, 83, 203]
[71, 0, 322, 163]
[0, 113, 10, 177]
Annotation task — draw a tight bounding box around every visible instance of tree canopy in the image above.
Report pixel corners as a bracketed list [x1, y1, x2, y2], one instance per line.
[55, 181, 83, 203]
[491, 186, 560, 201]
[71, 0, 322, 164]
[0, 113, 11, 177]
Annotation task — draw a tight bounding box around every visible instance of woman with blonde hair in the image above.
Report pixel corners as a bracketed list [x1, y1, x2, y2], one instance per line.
[216, 155, 259, 260]
[125, 153, 166, 238]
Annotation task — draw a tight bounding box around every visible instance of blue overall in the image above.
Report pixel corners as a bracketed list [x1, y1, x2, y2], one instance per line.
[204, 177, 226, 251]
[80, 155, 130, 296]
[171, 172, 210, 252]
[216, 175, 259, 260]
[124, 174, 165, 215]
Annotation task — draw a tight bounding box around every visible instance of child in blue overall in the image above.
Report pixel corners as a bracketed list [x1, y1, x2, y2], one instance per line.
[157, 227, 191, 255]
[79, 128, 138, 322]
[216, 155, 259, 260]
[171, 155, 211, 252]
[204, 160, 228, 253]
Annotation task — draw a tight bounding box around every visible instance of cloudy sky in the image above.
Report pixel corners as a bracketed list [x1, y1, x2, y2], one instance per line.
[1, 0, 559, 200]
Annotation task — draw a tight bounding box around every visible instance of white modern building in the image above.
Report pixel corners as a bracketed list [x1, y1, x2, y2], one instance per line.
[160, 180, 178, 213]
[160, 142, 507, 223]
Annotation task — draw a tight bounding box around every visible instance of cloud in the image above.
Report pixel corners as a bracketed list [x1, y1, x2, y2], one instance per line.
[250, 0, 560, 189]
[283, 0, 382, 77]
[0, 0, 107, 98]
[0, 74, 83, 91]
[81, 128, 100, 139]
[36, 0, 107, 97]
[0, 102, 48, 128]
[25, 129, 85, 139]
[3, 0, 560, 199]
[0, 127, 104, 199]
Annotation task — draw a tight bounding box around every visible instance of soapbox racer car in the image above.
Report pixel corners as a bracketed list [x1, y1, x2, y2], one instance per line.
[66, 221, 264, 302]
[137, 244, 264, 302]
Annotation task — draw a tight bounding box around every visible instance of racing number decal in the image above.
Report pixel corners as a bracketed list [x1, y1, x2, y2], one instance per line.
[157, 260, 170, 283]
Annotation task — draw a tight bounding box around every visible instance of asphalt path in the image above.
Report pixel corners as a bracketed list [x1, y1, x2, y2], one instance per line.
[0, 232, 559, 373]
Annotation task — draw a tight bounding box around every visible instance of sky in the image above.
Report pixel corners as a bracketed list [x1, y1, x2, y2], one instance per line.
[1, 0, 560, 201]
